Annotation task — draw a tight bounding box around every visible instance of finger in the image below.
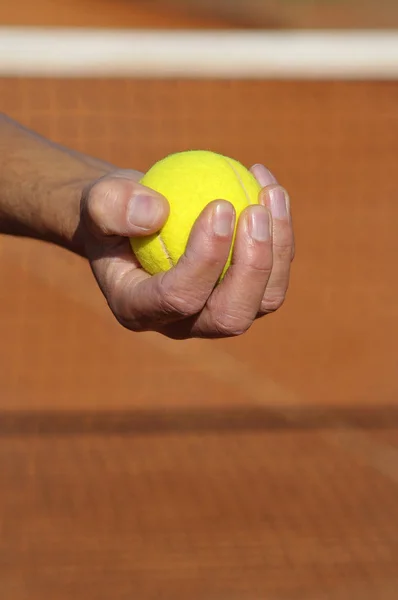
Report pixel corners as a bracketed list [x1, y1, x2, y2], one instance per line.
[258, 184, 294, 315]
[104, 200, 236, 331]
[250, 163, 278, 187]
[175, 203, 273, 339]
[251, 163, 295, 260]
[83, 174, 170, 239]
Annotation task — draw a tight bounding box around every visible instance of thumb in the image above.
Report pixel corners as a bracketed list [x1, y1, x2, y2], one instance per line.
[84, 172, 169, 238]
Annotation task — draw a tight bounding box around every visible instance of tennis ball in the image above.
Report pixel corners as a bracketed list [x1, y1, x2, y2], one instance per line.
[130, 150, 261, 277]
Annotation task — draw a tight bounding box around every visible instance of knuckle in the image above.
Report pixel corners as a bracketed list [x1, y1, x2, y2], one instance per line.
[274, 242, 294, 263]
[113, 311, 144, 333]
[158, 276, 205, 317]
[87, 182, 113, 223]
[246, 262, 273, 278]
[106, 272, 146, 333]
[184, 246, 227, 277]
[262, 293, 286, 313]
[109, 297, 144, 333]
[160, 289, 200, 317]
[84, 176, 127, 237]
[213, 313, 252, 338]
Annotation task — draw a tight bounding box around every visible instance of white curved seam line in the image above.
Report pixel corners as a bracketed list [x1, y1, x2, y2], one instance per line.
[224, 157, 252, 206]
[158, 233, 174, 268]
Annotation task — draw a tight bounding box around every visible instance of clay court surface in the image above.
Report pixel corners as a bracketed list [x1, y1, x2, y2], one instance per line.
[0, 75, 397, 599]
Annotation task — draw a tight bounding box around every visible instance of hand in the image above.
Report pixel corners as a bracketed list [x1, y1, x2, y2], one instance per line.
[80, 165, 294, 339]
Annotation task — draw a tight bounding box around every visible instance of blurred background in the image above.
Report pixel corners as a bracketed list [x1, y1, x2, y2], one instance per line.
[1, 1, 398, 599]
[2, 0, 398, 28]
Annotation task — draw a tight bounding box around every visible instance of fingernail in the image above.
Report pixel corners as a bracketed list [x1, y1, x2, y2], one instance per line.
[251, 164, 277, 187]
[249, 205, 271, 242]
[212, 202, 234, 237]
[268, 186, 288, 220]
[128, 194, 162, 229]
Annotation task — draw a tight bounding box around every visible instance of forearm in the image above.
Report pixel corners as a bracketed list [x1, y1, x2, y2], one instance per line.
[0, 113, 114, 255]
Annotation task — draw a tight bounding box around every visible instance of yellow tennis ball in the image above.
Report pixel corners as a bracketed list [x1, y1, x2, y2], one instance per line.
[130, 150, 261, 277]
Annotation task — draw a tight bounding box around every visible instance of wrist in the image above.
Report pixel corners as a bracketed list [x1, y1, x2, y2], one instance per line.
[0, 113, 114, 255]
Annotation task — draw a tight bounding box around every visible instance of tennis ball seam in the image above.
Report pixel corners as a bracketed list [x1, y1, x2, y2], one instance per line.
[223, 157, 251, 206]
[158, 233, 174, 268]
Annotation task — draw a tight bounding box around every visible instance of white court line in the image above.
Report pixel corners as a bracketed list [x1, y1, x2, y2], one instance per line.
[0, 27, 398, 79]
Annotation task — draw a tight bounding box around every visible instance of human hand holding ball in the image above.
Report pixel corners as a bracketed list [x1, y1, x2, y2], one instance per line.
[81, 150, 294, 339]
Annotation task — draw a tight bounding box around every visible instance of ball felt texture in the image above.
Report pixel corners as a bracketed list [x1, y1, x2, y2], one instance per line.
[130, 150, 261, 277]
